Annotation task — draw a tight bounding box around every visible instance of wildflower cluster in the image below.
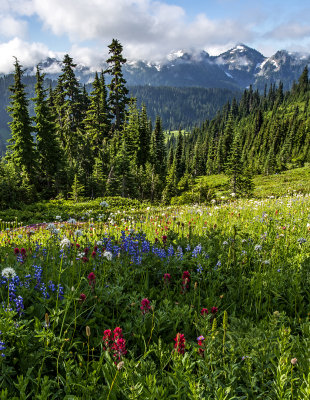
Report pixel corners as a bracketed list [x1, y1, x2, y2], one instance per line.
[174, 333, 186, 355]
[140, 298, 151, 315]
[102, 327, 127, 361]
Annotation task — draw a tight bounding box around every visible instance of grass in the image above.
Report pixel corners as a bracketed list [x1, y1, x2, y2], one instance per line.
[195, 165, 310, 198]
[0, 193, 309, 397]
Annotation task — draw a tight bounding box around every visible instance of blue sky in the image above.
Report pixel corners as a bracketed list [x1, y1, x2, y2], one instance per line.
[0, 0, 309, 73]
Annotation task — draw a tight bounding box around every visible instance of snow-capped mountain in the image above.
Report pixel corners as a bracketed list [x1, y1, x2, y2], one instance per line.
[21, 45, 310, 91]
[212, 44, 266, 88]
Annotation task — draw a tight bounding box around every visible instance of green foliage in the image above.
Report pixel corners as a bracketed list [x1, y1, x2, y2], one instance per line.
[0, 195, 309, 397]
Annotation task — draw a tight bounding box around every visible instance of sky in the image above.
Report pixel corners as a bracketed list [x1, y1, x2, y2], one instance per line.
[0, 0, 309, 73]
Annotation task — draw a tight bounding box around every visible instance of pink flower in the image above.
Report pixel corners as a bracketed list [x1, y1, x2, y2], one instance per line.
[163, 273, 171, 282]
[140, 298, 151, 315]
[84, 247, 90, 255]
[20, 248, 26, 256]
[91, 251, 96, 258]
[181, 271, 191, 293]
[82, 256, 89, 263]
[14, 247, 19, 254]
[211, 307, 218, 314]
[79, 293, 86, 302]
[103, 327, 127, 361]
[197, 335, 205, 356]
[201, 308, 209, 316]
[174, 333, 186, 354]
[87, 272, 96, 288]
[162, 235, 167, 242]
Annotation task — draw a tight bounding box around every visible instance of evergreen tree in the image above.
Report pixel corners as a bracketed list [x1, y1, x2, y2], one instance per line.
[137, 104, 150, 166]
[225, 132, 253, 196]
[105, 39, 129, 132]
[150, 116, 166, 175]
[6, 58, 37, 183]
[83, 71, 111, 158]
[123, 98, 140, 163]
[162, 161, 178, 204]
[174, 132, 185, 180]
[32, 66, 62, 195]
[54, 54, 82, 165]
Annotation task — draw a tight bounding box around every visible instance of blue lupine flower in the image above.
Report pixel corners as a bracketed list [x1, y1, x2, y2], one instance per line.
[14, 296, 24, 315]
[192, 244, 202, 258]
[197, 265, 203, 274]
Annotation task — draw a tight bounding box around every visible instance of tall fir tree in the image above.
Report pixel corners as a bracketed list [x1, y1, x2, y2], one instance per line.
[32, 66, 63, 195]
[150, 116, 166, 176]
[54, 54, 82, 166]
[105, 39, 129, 132]
[83, 71, 111, 158]
[6, 58, 37, 183]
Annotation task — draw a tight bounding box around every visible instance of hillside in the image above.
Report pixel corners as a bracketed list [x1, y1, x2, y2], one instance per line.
[0, 75, 240, 154]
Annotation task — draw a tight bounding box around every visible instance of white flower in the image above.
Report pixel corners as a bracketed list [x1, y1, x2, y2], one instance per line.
[55, 215, 62, 220]
[222, 241, 228, 245]
[74, 230, 83, 237]
[18, 234, 23, 239]
[2, 267, 16, 279]
[100, 201, 109, 208]
[254, 245, 262, 251]
[68, 218, 77, 224]
[96, 241, 103, 246]
[60, 237, 71, 248]
[231, 193, 236, 197]
[103, 251, 113, 261]
[46, 223, 55, 230]
[211, 199, 216, 204]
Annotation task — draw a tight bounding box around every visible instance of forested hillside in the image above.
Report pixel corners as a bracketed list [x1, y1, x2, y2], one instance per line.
[0, 76, 239, 155]
[170, 72, 310, 179]
[0, 40, 309, 209]
[130, 86, 240, 130]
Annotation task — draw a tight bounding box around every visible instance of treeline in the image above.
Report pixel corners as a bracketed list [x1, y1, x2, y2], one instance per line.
[130, 86, 240, 130]
[0, 77, 239, 155]
[167, 69, 310, 181]
[0, 39, 309, 209]
[0, 40, 171, 208]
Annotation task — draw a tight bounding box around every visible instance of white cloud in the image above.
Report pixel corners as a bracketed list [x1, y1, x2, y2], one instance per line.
[0, 37, 56, 74]
[268, 22, 310, 40]
[29, 0, 254, 61]
[0, 15, 28, 38]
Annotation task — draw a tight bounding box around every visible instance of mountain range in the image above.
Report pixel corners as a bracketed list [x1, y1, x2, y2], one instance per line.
[22, 44, 310, 91]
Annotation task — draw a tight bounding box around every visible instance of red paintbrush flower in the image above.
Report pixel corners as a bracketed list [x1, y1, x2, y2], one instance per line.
[174, 333, 186, 354]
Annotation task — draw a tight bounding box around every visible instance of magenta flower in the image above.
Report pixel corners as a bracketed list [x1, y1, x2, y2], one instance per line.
[140, 298, 151, 315]
[201, 308, 209, 316]
[211, 307, 218, 314]
[174, 333, 186, 354]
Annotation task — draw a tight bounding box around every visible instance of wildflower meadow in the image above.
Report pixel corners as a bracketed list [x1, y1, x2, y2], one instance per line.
[0, 194, 309, 399]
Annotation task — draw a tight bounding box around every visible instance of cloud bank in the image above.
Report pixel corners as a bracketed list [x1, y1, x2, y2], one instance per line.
[0, 0, 309, 73]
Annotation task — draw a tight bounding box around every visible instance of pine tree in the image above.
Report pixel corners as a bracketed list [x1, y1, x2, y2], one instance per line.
[54, 54, 82, 165]
[123, 98, 140, 163]
[137, 104, 150, 166]
[6, 58, 37, 183]
[150, 116, 166, 175]
[174, 132, 185, 180]
[162, 161, 178, 204]
[83, 71, 111, 158]
[32, 66, 62, 195]
[225, 132, 253, 196]
[105, 39, 129, 132]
